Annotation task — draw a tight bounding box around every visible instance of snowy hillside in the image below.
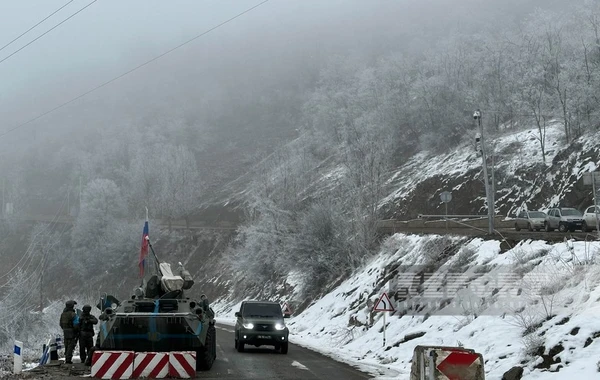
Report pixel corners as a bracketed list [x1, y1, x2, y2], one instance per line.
[216, 233, 600, 379]
[381, 123, 600, 218]
[212, 123, 600, 378]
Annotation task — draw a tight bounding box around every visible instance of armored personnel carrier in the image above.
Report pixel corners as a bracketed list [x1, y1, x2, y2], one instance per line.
[95, 259, 216, 370]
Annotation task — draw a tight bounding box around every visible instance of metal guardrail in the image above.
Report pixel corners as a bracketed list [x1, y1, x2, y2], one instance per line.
[417, 214, 505, 219]
[377, 217, 513, 232]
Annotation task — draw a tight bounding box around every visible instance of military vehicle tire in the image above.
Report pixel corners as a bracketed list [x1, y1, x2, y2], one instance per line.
[197, 325, 216, 370]
[280, 342, 288, 354]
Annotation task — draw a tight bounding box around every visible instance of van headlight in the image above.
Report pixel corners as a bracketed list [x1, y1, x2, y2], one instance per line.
[242, 322, 254, 329]
[275, 323, 286, 331]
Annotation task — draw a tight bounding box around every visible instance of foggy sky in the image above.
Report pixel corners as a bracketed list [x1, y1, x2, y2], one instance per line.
[0, 1, 403, 137]
[0, 0, 577, 154]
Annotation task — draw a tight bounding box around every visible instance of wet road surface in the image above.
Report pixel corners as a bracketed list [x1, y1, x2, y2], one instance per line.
[19, 325, 375, 379]
[200, 325, 373, 379]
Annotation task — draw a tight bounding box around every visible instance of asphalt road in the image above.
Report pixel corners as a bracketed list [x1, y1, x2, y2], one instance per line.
[19, 325, 375, 380]
[202, 325, 373, 380]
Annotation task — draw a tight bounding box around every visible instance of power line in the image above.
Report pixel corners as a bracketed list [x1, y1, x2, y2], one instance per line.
[0, 214, 70, 312]
[0, 0, 75, 54]
[0, 192, 68, 282]
[0, 0, 98, 66]
[0, 0, 270, 140]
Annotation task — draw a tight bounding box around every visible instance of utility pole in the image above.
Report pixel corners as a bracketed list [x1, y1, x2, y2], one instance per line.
[491, 147, 496, 222]
[39, 246, 45, 312]
[1, 178, 4, 216]
[79, 175, 82, 214]
[584, 171, 600, 240]
[592, 172, 600, 240]
[474, 109, 494, 234]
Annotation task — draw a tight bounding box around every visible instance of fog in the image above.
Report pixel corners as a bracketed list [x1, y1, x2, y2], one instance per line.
[0, 0, 570, 139]
[5, 0, 600, 359]
[1, 0, 405, 144]
[0, 0, 583, 201]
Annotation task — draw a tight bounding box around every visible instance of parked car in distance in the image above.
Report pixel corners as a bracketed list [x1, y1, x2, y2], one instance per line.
[514, 211, 547, 231]
[544, 207, 584, 232]
[582, 205, 599, 232]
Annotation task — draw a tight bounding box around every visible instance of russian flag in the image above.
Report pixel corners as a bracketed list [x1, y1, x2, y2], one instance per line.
[139, 220, 149, 277]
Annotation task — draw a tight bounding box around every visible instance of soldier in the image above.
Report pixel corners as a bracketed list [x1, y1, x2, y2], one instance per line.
[85, 307, 110, 366]
[59, 300, 79, 364]
[79, 305, 98, 365]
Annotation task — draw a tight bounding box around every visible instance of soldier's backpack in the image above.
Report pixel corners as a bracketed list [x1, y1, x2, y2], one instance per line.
[60, 311, 74, 329]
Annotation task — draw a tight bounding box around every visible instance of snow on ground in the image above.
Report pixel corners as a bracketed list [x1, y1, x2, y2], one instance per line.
[381, 123, 566, 206]
[378, 123, 600, 217]
[216, 233, 600, 379]
[212, 126, 600, 378]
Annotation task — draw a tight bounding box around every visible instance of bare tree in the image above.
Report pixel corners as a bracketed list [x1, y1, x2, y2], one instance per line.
[512, 34, 550, 164]
[158, 145, 201, 229]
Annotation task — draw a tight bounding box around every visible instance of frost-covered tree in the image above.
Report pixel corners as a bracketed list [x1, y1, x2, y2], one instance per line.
[158, 145, 201, 226]
[288, 199, 358, 296]
[71, 178, 126, 248]
[127, 146, 165, 217]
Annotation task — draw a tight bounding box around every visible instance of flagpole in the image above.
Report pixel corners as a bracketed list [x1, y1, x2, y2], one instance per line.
[140, 207, 150, 285]
[145, 206, 150, 275]
[147, 237, 162, 276]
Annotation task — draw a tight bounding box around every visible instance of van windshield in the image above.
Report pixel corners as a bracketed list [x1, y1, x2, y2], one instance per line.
[562, 209, 582, 216]
[243, 303, 283, 318]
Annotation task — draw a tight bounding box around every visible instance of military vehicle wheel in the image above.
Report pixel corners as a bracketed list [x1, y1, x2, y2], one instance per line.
[280, 342, 288, 354]
[197, 325, 216, 370]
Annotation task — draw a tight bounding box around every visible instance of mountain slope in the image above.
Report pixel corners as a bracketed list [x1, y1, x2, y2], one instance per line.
[381, 123, 599, 219]
[217, 234, 600, 378]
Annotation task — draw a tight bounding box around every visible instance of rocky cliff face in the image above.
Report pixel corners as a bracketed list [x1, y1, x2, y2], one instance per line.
[381, 124, 599, 220]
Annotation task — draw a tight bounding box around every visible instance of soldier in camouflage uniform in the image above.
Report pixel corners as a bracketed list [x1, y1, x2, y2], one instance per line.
[79, 305, 98, 365]
[59, 300, 79, 364]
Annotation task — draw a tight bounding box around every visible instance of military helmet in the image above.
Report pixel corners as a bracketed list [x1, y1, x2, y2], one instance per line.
[66, 300, 77, 307]
[82, 304, 92, 312]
